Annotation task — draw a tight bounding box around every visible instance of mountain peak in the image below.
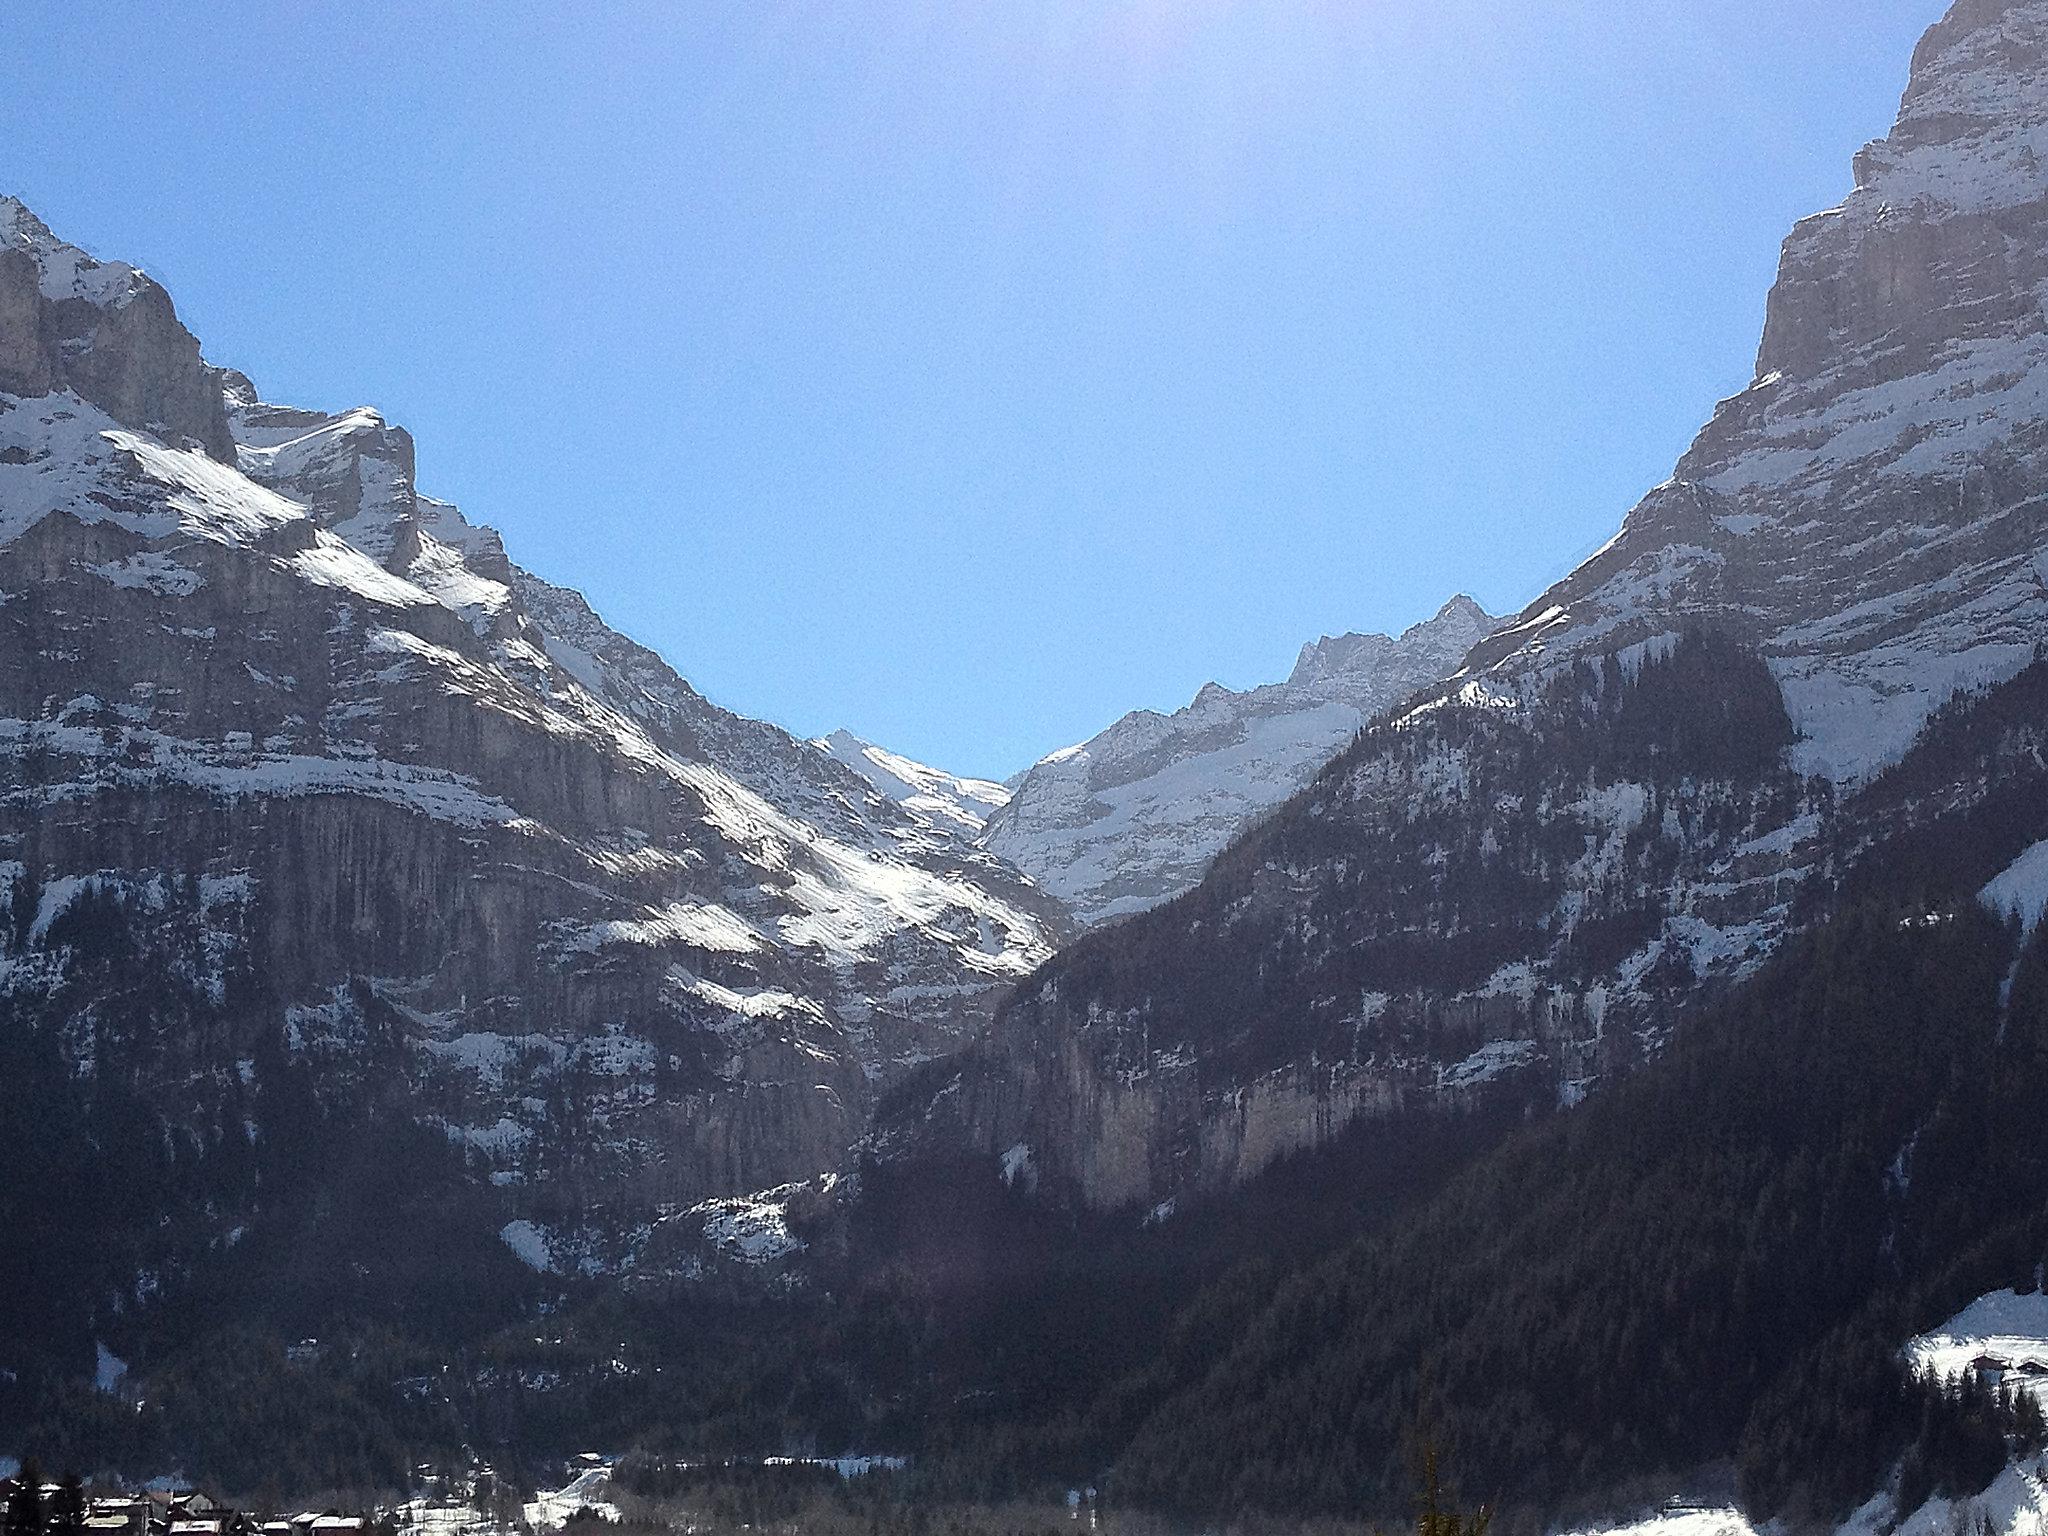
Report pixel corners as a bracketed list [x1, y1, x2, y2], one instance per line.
[1751, 0, 2048, 388]
[1431, 593, 1492, 627]
[812, 729, 1012, 835]
[0, 194, 51, 239]
[0, 194, 147, 309]
[988, 595, 1499, 925]
[0, 196, 232, 459]
[1450, 0, 2048, 785]
[0, 195, 1067, 1271]
[1288, 595, 1497, 688]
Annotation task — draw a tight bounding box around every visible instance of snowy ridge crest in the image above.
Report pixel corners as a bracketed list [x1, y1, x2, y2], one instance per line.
[983, 595, 1498, 926]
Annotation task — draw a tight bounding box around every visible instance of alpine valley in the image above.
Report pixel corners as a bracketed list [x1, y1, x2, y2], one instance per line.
[9, 4, 2048, 1536]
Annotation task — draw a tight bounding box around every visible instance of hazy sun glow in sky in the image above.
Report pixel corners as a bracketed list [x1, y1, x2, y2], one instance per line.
[1, 0, 1948, 777]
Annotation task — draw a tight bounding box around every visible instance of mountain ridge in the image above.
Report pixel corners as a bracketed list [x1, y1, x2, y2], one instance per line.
[0, 192, 1065, 1292]
[981, 593, 1500, 926]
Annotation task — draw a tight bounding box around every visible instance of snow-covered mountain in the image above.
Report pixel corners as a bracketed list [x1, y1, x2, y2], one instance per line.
[981, 596, 1499, 926]
[908, 0, 2048, 1210]
[811, 728, 1011, 837]
[1455, 0, 2048, 780]
[0, 195, 1061, 1271]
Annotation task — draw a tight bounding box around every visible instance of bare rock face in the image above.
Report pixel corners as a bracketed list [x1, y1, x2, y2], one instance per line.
[0, 249, 57, 398]
[905, 0, 2048, 1212]
[0, 200, 1062, 1281]
[982, 596, 1499, 927]
[0, 200, 233, 460]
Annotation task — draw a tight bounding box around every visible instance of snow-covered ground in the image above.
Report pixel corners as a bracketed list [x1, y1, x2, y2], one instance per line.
[1842, 1456, 2048, 1536]
[1554, 1463, 2048, 1536]
[390, 1451, 907, 1536]
[1555, 1507, 1758, 1536]
[1909, 1289, 2048, 1394]
[520, 1466, 618, 1531]
[389, 1500, 498, 1536]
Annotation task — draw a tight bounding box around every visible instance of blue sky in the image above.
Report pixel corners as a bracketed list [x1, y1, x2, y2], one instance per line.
[4, 1, 1943, 779]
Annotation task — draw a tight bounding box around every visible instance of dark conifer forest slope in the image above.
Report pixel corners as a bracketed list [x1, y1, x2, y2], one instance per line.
[825, 654, 2048, 1528]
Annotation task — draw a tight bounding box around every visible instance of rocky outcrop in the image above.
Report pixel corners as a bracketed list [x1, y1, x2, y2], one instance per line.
[982, 596, 1498, 926]
[1, 200, 232, 459]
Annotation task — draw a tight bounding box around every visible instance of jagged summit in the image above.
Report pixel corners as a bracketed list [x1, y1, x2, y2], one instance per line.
[982, 595, 1499, 926]
[1288, 594, 1495, 687]
[0, 194, 233, 460]
[0, 193, 147, 307]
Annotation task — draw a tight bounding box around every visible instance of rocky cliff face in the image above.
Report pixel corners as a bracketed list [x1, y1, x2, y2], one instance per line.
[904, 0, 2048, 1211]
[0, 197, 1062, 1279]
[0, 202, 233, 461]
[1462, 0, 2048, 779]
[981, 596, 1498, 927]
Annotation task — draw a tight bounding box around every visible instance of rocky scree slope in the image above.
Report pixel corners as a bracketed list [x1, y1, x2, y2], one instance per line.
[0, 197, 1061, 1285]
[900, 0, 2048, 1211]
[981, 595, 1498, 928]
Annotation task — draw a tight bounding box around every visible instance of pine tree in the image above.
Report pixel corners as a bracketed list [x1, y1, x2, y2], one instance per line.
[2012, 1385, 2048, 1454]
[47, 1476, 81, 1536]
[5, 1459, 45, 1536]
[1407, 1443, 1490, 1536]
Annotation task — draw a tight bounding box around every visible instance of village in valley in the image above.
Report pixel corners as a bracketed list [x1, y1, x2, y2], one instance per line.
[0, 1476, 372, 1536]
[0, 1453, 973, 1536]
[0, 1459, 615, 1536]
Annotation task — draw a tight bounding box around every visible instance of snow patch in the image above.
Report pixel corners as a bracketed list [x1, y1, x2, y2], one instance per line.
[87, 551, 203, 596]
[93, 1342, 128, 1394]
[688, 1180, 821, 1263]
[499, 1219, 554, 1273]
[564, 901, 766, 956]
[1982, 842, 2048, 935]
[1439, 1038, 1540, 1090]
